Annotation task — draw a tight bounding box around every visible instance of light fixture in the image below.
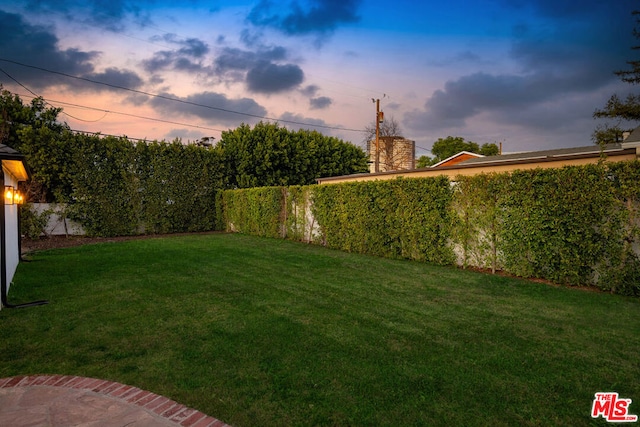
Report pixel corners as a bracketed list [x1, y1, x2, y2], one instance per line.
[13, 189, 23, 205]
[4, 186, 14, 205]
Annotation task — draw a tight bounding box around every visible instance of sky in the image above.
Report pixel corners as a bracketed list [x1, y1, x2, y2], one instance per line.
[0, 0, 638, 156]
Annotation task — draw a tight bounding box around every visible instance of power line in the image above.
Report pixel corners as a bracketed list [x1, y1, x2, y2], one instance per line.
[1, 67, 226, 132]
[15, 92, 227, 133]
[0, 81, 210, 143]
[0, 58, 364, 133]
[68, 128, 157, 143]
[0, 67, 96, 123]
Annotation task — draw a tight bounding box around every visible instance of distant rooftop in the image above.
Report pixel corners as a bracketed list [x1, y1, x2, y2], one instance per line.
[458, 143, 624, 167]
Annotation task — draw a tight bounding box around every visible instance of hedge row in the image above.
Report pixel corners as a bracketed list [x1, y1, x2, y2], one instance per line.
[312, 177, 455, 264]
[221, 161, 640, 296]
[66, 136, 223, 236]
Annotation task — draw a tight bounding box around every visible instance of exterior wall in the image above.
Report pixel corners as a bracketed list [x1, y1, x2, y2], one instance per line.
[31, 203, 85, 236]
[368, 137, 415, 172]
[320, 151, 638, 185]
[3, 172, 20, 296]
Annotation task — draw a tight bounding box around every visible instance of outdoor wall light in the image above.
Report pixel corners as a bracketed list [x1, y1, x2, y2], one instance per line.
[4, 186, 14, 205]
[13, 190, 23, 205]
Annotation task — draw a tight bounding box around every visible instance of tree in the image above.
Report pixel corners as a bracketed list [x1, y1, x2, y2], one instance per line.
[479, 142, 500, 156]
[417, 136, 499, 167]
[362, 115, 403, 145]
[416, 155, 434, 168]
[431, 136, 479, 162]
[0, 87, 73, 201]
[592, 123, 627, 144]
[593, 11, 640, 143]
[217, 122, 368, 188]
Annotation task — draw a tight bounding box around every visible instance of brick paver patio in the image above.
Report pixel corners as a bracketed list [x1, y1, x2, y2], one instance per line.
[0, 375, 230, 426]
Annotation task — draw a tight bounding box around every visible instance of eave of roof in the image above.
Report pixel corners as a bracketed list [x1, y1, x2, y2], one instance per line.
[430, 151, 483, 168]
[458, 143, 624, 166]
[0, 144, 30, 181]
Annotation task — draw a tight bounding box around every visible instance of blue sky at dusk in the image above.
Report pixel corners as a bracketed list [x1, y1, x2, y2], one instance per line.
[0, 0, 637, 156]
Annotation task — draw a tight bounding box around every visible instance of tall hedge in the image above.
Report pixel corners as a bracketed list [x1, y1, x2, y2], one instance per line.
[67, 135, 223, 237]
[220, 161, 640, 296]
[452, 173, 505, 273]
[600, 161, 640, 295]
[68, 134, 141, 236]
[223, 177, 456, 265]
[222, 186, 284, 238]
[497, 166, 622, 286]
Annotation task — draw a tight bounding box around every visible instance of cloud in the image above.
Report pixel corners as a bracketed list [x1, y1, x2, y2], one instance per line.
[246, 61, 304, 93]
[247, 0, 362, 37]
[310, 96, 332, 109]
[404, 68, 616, 133]
[278, 112, 330, 130]
[426, 50, 485, 68]
[214, 46, 287, 74]
[18, 0, 149, 31]
[0, 10, 96, 88]
[500, 0, 633, 22]
[83, 67, 144, 90]
[165, 128, 208, 142]
[0, 10, 146, 93]
[143, 35, 211, 74]
[404, 0, 636, 134]
[148, 91, 268, 126]
[300, 85, 320, 97]
[214, 46, 303, 93]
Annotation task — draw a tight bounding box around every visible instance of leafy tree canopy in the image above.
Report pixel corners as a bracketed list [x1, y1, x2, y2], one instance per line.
[2, 90, 367, 201]
[593, 11, 640, 143]
[216, 121, 369, 188]
[418, 136, 500, 167]
[0, 86, 67, 150]
[0, 86, 74, 201]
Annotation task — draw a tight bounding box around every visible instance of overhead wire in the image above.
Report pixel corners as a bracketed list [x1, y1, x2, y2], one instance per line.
[0, 58, 365, 133]
[12, 92, 227, 134]
[0, 67, 102, 123]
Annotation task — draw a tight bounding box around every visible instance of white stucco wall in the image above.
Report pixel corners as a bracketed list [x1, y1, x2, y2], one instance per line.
[3, 172, 20, 297]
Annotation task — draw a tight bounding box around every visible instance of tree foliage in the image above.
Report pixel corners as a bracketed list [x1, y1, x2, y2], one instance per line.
[421, 136, 499, 166]
[1, 90, 370, 235]
[593, 11, 640, 141]
[0, 87, 72, 201]
[217, 121, 368, 188]
[591, 123, 627, 144]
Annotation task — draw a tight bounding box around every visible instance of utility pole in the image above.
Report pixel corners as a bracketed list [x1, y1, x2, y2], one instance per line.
[373, 98, 384, 173]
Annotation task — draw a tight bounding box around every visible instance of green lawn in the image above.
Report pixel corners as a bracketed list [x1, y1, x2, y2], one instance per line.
[1, 233, 638, 426]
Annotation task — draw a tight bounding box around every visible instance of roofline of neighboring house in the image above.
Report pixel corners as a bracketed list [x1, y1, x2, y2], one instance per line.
[430, 151, 483, 168]
[317, 145, 638, 184]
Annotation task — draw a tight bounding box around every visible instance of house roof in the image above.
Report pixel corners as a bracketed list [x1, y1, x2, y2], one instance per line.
[625, 127, 640, 143]
[0, 144, 30, 181]
[431, 151, 483, 168]
[317, 141, 638, 184]
[457, 143, 625, 167]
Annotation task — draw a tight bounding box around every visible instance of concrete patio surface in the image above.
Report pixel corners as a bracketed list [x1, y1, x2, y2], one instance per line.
[0, 375, 230, 427]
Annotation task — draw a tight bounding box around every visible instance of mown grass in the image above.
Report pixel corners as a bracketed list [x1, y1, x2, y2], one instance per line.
[1, 233, 638, 426]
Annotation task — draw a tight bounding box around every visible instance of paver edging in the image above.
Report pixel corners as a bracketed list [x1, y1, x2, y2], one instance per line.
[0, 375, 230, 427]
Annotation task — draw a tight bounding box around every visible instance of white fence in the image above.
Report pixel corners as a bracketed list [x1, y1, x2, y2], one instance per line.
[31, 203, 85, 236]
